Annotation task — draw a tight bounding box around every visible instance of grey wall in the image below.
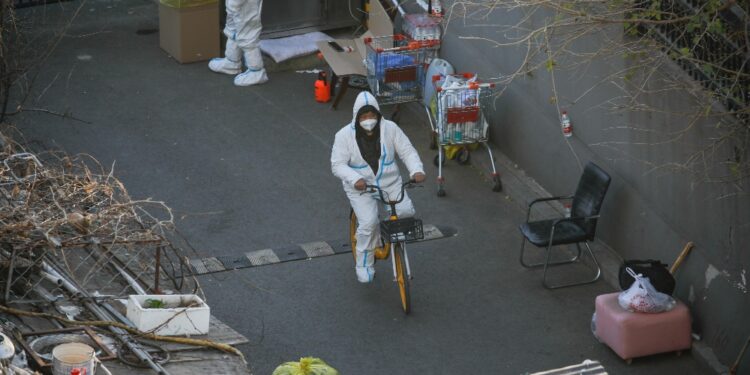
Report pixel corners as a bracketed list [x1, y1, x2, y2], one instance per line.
[437, 2, 750, 370]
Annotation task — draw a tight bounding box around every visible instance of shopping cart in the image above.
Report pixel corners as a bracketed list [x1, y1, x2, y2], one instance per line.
[426, 73, 502, 196]
[364, 35, 437, 119]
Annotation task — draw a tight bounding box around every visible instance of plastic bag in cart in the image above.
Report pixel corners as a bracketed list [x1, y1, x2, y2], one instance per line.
[441, 74, 479, 108]
[441, 73, 477, 89]
[618, 267, 676, 313]
[375, 53, 416, 79]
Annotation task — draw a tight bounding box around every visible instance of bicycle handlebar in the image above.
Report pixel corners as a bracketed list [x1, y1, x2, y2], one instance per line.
[363, 180, 418, 204]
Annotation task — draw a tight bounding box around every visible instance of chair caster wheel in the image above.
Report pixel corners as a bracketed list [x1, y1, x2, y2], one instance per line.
[492, 175, 503, 192]
[456, 148, 471, 165]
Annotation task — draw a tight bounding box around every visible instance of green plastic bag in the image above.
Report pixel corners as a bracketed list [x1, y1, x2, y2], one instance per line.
[272, 357, 340, 375]
[159, 0, 217, 9]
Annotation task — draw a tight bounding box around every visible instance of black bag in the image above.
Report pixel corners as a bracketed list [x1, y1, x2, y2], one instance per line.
[618, 259, 676, 295]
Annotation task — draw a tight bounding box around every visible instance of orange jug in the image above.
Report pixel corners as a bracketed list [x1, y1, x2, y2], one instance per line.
[314, 71, 331, 103]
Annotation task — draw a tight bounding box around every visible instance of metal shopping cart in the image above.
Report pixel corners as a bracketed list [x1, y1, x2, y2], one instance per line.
[364, 35, 438, 119]
[426, 73, 502, 196]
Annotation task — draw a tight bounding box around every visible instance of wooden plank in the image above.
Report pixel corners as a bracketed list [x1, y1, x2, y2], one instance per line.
[528, 360, 607, 375]
[104, 349, 250, 374]
[139, 315, 248, 352]
[316, 0, 394, 78]
[316, 38, 368, 77]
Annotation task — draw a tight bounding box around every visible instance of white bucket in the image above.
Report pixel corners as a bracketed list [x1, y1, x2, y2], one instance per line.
[52, 343, 111, 375]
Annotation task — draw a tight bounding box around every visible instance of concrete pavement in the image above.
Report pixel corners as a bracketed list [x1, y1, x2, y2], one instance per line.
[11, 0, 712, 373]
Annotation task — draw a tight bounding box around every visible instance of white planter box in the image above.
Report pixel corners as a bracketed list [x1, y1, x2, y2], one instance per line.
[126, 294, 210, 336]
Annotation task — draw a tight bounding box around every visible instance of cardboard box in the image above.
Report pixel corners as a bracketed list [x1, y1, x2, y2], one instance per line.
[159, 2, 220, 63]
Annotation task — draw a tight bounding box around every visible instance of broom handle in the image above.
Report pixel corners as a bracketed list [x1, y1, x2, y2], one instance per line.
[670, 242, 694, 274]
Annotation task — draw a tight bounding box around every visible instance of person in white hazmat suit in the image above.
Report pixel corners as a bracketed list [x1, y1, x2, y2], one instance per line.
[208, 0, 268, 86]
[331, 92, 425, 283]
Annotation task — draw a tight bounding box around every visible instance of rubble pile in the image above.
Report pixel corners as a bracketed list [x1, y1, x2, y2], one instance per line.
[0, 132, 243, 374]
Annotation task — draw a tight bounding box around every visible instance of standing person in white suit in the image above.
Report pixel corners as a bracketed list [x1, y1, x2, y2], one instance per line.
[331, 92, 425, 283]
[208, 0, 268, 86]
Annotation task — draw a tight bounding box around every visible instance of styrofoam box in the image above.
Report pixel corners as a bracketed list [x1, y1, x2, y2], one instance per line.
[126, 294, 210, 336]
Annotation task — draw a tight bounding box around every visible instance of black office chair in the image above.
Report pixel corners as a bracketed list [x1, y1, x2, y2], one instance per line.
[519, 162, 611, 289]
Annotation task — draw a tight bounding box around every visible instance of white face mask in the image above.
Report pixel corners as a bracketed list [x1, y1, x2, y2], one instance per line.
[359, 119, 378, 131]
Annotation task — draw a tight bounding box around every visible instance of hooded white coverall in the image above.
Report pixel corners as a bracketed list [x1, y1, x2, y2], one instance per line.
[208, 0, 268, 86]
[331, 92, 425, 282]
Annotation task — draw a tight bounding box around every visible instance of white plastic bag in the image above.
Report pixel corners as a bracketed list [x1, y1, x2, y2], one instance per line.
[591, 312, 602, 343]
[618, 267, 677, 313]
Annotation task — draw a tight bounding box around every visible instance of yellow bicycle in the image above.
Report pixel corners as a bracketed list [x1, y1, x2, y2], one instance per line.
[349, 181, 423, 314]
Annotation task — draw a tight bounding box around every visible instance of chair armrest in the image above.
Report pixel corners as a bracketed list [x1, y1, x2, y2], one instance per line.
[525, 195, 574, 221]
[546, 215, 601, 243]
[528, 195, 574, 208]
[551, 215, 600, 227]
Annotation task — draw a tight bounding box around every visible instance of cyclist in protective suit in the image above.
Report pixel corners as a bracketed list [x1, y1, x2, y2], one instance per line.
[331, 92, 425, 283]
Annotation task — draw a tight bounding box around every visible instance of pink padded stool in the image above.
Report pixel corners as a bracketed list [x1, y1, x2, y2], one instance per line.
[595, 292, 692, 362]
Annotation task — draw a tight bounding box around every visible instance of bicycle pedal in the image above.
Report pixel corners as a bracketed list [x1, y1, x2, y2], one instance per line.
[374, 247, 390, 259]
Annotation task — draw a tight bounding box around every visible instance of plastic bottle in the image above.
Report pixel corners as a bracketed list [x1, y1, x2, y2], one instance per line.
[428, 24, 439, 40]
[561, 111, 573, 137]
[454, 123, 463, 142]
[314, 71, 331, 103]
[430, 0, 442, 15]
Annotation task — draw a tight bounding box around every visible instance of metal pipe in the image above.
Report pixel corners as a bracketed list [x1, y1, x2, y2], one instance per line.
[41, 257, 169, 375]
[101, 302, 136, 328]
[88, 246, 146, 295]
[4, 248, 16, 303]
[40, 265, 81, 298]
[389, 0, 406, 15]
[39, 270, 64, 286]
[85, 302, 168, 374]
[32, 284, 60, 302]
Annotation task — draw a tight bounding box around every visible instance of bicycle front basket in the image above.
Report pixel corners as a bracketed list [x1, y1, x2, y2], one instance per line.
[380, 217, 424, 244]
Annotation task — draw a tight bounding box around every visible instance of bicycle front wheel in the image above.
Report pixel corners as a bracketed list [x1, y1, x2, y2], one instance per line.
[349, 209, 357, 261]
[394, 243, 411, 314]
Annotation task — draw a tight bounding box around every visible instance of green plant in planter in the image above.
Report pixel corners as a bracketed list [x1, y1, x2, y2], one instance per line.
[144, 299, 165, 309]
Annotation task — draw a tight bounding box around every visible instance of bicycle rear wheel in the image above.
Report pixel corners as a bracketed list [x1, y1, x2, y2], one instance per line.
[394, 243, 411, 314]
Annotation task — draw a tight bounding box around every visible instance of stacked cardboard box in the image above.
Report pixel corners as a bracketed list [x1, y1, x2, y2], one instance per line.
[159, 0, 220, 63]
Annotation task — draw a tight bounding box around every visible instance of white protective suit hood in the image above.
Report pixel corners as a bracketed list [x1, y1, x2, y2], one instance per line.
[332, 91, 425, 192]
[351, 91, 381, 129]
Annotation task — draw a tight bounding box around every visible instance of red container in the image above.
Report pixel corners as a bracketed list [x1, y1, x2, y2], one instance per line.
[314, 71, 331, 103]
